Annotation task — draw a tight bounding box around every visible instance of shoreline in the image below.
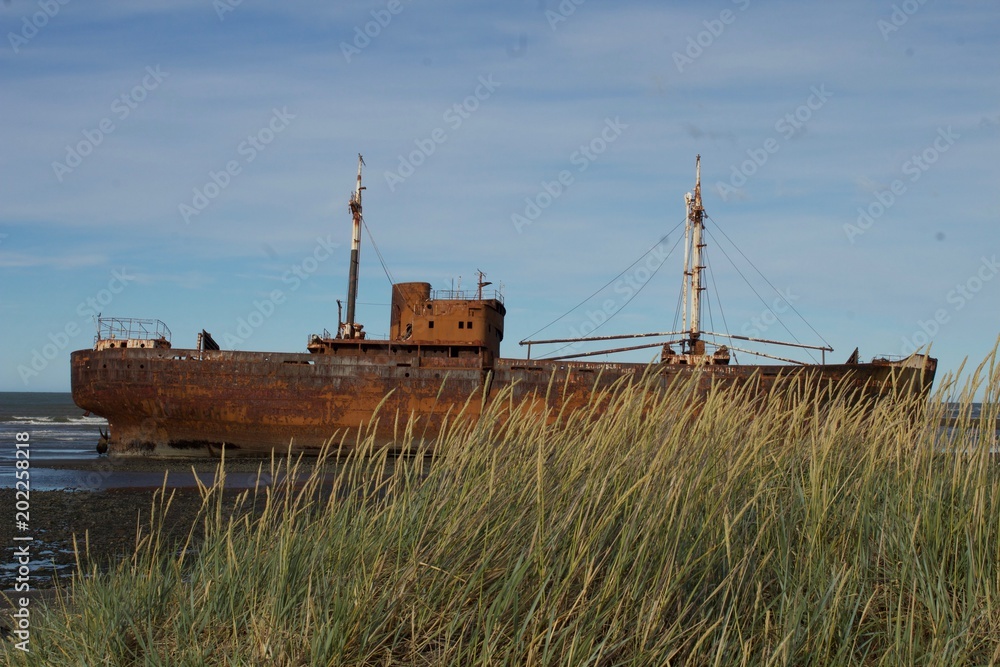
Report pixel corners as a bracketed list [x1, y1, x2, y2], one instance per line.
[2, 454, 312, 493]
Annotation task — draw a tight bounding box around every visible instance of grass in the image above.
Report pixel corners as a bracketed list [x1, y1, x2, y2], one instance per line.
[6, 351, 1000, 666]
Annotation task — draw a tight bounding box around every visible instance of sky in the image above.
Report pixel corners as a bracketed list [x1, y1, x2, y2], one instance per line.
[1, 0, 998, 394]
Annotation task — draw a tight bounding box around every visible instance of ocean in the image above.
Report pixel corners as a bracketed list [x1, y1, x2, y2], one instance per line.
[0, 392, 106, 490]
[0, 392, 276, 491]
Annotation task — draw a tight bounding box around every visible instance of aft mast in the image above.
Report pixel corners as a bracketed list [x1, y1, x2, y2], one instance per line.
[519, 155, 834, 367]
[342, 154, 366, 339]
[667, 154, 728, 365]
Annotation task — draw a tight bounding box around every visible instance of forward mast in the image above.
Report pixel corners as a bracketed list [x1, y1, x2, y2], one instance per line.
[341, 153, 366, 339]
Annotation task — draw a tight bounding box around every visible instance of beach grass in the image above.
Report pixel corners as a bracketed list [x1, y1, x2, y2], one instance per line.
[5, 354, 1000, 665]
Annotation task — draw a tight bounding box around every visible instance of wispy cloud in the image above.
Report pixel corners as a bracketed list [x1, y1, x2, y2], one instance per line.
[0, 251, 108, 270]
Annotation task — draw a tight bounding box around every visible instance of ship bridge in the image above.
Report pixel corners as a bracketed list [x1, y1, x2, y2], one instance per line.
[307, 281, 506, 369]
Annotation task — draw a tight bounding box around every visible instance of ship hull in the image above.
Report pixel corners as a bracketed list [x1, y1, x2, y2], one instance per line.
[71, 346, 936, 456]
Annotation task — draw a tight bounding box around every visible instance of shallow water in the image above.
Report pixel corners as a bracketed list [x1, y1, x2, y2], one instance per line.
[0, 392, 283, 490]
[0, 392, 106, 490]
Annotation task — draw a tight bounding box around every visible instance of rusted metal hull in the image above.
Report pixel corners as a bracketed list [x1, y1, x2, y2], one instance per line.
[70, 346, 937, 456]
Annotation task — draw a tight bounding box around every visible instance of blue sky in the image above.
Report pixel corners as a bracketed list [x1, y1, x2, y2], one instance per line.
[1, 0, 998, 392]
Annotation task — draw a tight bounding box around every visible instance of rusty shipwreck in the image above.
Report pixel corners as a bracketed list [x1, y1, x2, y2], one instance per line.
[71, 155, 937, 456]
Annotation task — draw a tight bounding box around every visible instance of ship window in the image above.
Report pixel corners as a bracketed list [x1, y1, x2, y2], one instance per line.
[429, 321, 435, 329]
[458, 322, 464, 329]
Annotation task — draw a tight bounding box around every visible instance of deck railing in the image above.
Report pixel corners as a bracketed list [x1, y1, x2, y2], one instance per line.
[430, 288, 504, 303]
[97, 317, 171, 343]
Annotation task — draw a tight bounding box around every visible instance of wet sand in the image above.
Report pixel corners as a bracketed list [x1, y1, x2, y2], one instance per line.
[1, 485, 252, 590]
[18, 455, 281, 491]
[1, 456, 294, 594]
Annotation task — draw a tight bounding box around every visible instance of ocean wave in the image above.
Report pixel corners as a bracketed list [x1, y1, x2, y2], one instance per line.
[0, 424, 99, 450]
[3, 417, 60, 425]
[2, 415, 106, 426]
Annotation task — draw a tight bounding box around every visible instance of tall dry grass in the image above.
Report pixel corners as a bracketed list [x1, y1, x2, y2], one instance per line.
[6, 353, 1000, 666]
